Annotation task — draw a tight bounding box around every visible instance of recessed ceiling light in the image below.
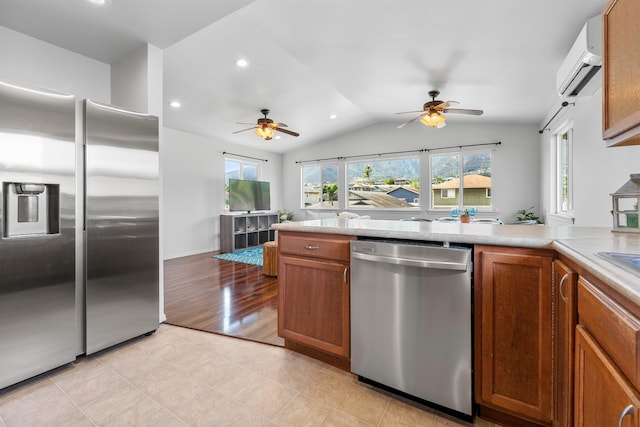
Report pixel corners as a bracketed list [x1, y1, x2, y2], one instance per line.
[87, 0, 112, 6]
[236, 58, 249, 68]
[169, 101, 181, 108]
[329, 114, 337, 119]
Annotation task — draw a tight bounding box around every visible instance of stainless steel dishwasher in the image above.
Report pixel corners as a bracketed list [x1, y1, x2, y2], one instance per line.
[350, 239, 472, 419]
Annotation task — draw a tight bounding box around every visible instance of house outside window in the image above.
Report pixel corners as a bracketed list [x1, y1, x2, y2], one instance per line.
[346, 157, 419, 209]
[225, 159, 260, 210]
[430, 151, 493, 210]
[302, 163, 339, 208]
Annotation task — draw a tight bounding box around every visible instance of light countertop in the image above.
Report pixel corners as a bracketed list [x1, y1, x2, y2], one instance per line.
[273, 218, 640, 306]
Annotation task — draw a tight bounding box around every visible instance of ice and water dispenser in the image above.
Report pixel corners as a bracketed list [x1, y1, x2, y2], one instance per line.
[2, 182, 60, 237]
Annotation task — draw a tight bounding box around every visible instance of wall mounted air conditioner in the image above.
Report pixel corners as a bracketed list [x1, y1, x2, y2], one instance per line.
[556, 15, 602, 98]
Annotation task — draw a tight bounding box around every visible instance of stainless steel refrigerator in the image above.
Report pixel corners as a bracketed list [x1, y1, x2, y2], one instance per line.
[0, 81, 77, 389]
[0, 82, 159, 389]
[83, 99, 159, 355]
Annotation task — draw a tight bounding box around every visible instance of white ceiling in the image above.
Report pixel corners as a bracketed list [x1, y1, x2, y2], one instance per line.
[0, 0, 607, 153]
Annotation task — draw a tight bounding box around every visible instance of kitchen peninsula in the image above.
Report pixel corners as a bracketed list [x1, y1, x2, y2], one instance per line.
[273, 218, 640, 427]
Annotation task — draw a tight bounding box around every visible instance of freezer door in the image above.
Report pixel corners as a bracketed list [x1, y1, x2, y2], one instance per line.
[84, 100, 159, 355]
[0, 81, 76, 389]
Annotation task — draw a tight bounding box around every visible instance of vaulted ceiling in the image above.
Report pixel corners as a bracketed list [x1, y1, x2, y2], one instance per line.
[0, 0, 607, 153]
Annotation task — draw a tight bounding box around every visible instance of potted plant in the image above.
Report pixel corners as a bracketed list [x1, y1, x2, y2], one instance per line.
[278, 209, 294, 223]
[460, 208, 472, 223]
[515, 207, 543, 224]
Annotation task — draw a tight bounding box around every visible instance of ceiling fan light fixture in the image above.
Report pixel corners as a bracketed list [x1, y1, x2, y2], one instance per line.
[255, 126, 275, 140]
[420, 110, 446, 127]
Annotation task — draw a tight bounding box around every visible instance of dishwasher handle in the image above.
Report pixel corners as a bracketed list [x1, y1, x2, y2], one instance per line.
[351, 250, 468, 271]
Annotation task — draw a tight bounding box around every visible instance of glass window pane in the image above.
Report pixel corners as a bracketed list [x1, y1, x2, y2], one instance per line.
[431, 154, 460, 209]
[243, 164, 257, 181]
[347, 158, 419, 209]
[225, 160, 240, 184]
[462, 152, 492, 208]
[560, 131, 570, 212]
[225, 159, 260, 211]
[321, 165, 339, 207]
[302, 165, 322, 208]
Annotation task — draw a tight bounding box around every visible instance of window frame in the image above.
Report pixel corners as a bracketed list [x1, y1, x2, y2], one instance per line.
[555, 127, 574, 216]
[301, 162, 340, 209]
[428, 149, 494, 212]
[224, 158, 262, 212]
[224, 158, 261, 184]
[441, 188, 456, 199]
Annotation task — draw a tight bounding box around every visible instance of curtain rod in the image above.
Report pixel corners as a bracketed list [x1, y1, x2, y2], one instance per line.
[222, 151, 268, 163]
[295, 141, 501, 164]
[538, 101, 574, 134]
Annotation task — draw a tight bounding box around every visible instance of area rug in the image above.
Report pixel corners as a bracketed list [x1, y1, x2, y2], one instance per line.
[213, 246, 263, 266]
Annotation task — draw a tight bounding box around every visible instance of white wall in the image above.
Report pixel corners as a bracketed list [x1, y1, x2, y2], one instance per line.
[540, 89, 640, 227]
[162, 128, 284, 259]
[111, 45, 149, 112]
[282, 121, 541, 223]
[0, 26, 110, 101]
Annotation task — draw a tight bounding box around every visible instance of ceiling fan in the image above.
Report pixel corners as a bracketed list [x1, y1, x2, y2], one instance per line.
[396, 90, 483, 129]
[233, 109, 300, 140]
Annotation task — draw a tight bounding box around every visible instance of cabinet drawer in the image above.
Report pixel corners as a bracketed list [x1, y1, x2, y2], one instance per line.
[278, 232, 353, 262]
[578, 277, 640, 389]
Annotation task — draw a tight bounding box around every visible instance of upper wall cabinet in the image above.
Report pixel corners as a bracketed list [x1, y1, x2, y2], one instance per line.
[602, 0, 640, 146]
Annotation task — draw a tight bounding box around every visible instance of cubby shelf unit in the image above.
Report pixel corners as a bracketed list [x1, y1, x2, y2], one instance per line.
[220, 213, 278, 253]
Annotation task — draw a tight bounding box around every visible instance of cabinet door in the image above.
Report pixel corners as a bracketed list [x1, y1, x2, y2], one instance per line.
[476, 247, 554, 423]
[554, 260, 577, 427]
[603, 0, 640, 146]
[278, 255, 350, 357]
[575, 325, 640, 427]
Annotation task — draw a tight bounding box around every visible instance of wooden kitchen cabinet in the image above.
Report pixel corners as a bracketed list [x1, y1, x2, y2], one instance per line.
[277, 232, 354, 369]
[575, 276, 640, 426]
[574, 325, 640, 426]
[474, 245, 555, 426]
[554, 260, 577, 427]
[602, 0, 640, 146]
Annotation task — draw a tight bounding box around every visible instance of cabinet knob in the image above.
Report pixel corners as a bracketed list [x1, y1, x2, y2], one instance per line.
[618, 404, 635, 427]
[304, 245, 320, 250]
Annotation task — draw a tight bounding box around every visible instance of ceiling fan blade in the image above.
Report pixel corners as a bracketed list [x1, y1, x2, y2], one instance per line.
[274, 127, 299, 137]
[232, 126, 257, 134]
[443, 108, 484, 116]
[434, 100, 460, 110]
[395, 110, 424, 115]
[268, 122, 288, 128]
[396, 113, 426, 129]
[235, 122, 257, 125]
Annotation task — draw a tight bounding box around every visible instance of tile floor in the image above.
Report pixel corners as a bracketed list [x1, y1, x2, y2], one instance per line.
[0, 324, 501, 427]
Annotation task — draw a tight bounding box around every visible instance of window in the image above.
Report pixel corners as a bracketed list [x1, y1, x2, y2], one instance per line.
[346, 157, 419, 209]
[302, 163, 339, 208]
[225, 159, 260, 210]
[556, 129, 573, 214]
[225, 159, 258, 183]
[441, 189, 456, 199]
[430, 151, 492, 210]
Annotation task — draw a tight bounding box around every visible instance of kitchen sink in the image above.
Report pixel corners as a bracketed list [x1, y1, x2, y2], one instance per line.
[596, 252, 640, 277]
